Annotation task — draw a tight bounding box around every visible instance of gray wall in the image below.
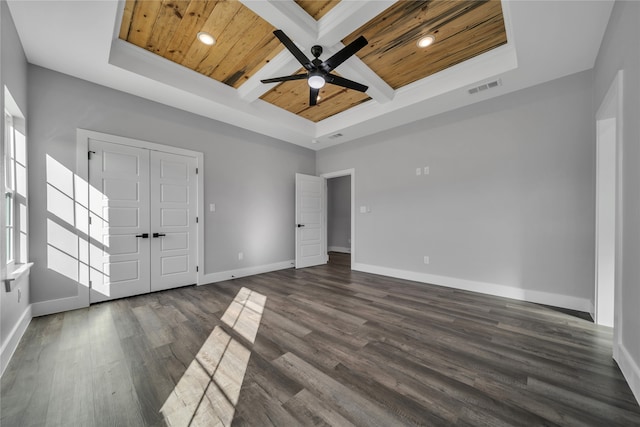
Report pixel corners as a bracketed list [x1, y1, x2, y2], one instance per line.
[1, 0, 30, 363]
[317, 70, 595, 301]
[593, 0, 640, 396]
[27, 65, 315, 303]
[327, 176, 351, 251]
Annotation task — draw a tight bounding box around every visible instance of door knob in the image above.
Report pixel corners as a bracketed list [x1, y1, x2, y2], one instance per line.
[153, 233, 166, 238]
[297, 224, 305, 228]
[135, 233, 149, 238]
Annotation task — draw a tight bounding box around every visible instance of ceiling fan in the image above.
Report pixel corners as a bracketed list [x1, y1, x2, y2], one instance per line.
[261, 30, 369, 106]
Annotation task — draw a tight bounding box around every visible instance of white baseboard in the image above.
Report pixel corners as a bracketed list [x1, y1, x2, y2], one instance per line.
[201, 260, 294, 285]
[1, 305, 32, 377]
[31, 294, 87, 317]
[328, 246, 351, 253]
[353, 263, 592, 312]
[615, 343, 640, 405]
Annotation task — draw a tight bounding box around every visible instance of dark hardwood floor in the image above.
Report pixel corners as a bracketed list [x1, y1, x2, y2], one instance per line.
[2, 253, 639, 426]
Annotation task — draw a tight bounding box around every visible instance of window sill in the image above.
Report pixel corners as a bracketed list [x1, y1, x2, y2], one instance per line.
[5, 262, 34, 292]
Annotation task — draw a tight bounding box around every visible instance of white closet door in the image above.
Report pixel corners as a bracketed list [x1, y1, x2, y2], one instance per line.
[89, 140, 151, 303]
[150, 151, 198, 292]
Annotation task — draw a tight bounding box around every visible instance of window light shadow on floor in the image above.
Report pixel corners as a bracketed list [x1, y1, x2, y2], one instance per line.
[160, 287, 266, 426]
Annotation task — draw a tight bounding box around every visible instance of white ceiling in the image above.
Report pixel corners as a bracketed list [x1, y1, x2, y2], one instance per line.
[7, 0, 614, 151]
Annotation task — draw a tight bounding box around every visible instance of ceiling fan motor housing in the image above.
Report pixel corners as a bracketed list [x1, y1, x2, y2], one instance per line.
[311, 45, 323, 58]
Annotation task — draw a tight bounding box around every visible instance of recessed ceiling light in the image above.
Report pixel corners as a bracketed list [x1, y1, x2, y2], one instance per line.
[197, 31, 215, 46]
[417, 34, 435, 48]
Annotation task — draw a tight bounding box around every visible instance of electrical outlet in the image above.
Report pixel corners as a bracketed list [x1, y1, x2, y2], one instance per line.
[416, 167, 422, 176]
[238, 252, 244, 260]
[210, 203, 216, 212]
[424, 166, 429, 175]
[17, 288, 22, 303]
[423, 255, 430, 265]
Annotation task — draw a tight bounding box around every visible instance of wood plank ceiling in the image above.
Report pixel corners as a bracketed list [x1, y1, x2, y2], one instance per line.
[119, 0, 507, 123]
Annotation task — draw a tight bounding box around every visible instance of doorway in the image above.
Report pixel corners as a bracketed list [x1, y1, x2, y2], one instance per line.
[327, 176, 351, 252]
[293, 170, 355, 270]
[594, 71, 622, 335]
[322, 169, 355, 269]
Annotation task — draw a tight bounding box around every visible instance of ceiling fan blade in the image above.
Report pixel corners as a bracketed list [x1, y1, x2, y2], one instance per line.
[261, 74, 308, 84]
[325, 74, 368, 92]
[310, 87, 319, 106]
[321, 36, 367, 73]
[273, 30, 314, 71]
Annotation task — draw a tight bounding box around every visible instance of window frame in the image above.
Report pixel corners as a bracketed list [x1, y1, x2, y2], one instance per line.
[3, 105, 28, 270]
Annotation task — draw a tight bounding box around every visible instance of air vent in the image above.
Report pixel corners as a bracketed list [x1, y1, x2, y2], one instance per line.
[328, 133, 343, 140]
[468, 79, 502, 95]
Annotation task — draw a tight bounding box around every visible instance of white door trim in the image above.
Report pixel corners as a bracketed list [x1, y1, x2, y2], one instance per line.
[321, 169, 355, 270]
[594, 71, 623, 355]
[77, 129, 205, 293]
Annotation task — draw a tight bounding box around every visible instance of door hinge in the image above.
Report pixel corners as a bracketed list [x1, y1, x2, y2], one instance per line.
[89, 280, 92, 287]
[196, 167, 198, 175]
[196, 217, 199, 223]
[196, 266, 199, 272]
[88, 216, 92, 224]
[88, 150, 96, 160]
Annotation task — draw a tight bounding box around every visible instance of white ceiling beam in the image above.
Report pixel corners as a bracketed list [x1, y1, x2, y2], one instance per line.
[317, 0, 398, 45]
[239, 0, 318, 47]
[337, 55, 395, 104]
[238, 50, 303, 101]
[315, 1, 397, 103]
[315, 44, 395, 104]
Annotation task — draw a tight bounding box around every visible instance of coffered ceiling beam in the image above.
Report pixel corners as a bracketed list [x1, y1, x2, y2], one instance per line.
[237, 50, 302, 101]
[317, 0, 398, 46]
[239, 0, 318, 47]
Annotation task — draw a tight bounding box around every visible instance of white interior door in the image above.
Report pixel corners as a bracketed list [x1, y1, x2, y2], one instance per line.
[89, 140, 151, 303]
[295, 173, 327, 268]
[89, 141, 198, 302]
[150, 151, 198, 292]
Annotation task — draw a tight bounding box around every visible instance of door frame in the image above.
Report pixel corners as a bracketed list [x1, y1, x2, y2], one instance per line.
[594, 71, 623, 355]
[77, 129, 205, 302]
[321, 169, 355, 269]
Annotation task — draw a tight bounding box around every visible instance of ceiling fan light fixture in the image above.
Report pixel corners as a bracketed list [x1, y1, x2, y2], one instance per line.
[308, 74, 326, 89]
[197, 31, 215, 46]
[417, 34, 436, 48]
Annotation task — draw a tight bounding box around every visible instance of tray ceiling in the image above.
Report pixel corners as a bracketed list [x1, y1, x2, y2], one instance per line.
[7, 0, 615, 149]
[119, 0, 507, 122]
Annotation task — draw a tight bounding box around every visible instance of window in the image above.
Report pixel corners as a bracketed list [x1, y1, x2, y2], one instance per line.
[4, 98, 28, 268]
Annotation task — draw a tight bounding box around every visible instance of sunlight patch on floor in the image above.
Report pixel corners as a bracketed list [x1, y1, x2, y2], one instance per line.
[160, 287, 266, 426]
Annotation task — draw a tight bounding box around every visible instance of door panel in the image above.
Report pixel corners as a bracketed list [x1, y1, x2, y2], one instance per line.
[89, 139, 151, 303]
[295, 173, 327, 269]
[150, 151, 198, 292]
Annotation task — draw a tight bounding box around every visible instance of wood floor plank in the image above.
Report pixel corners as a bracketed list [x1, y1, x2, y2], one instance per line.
[2, 252, 639, 426]
[273, 352, 408, 427]
[282, 388, 357, 427]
